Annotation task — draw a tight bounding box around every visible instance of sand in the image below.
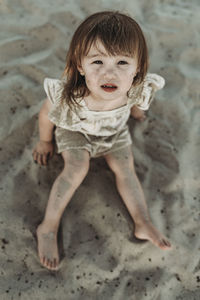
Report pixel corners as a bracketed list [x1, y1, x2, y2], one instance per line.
[0, 0, 200, 299]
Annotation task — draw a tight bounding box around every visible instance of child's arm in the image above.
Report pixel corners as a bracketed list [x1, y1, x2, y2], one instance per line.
[32, 98, 55, 166]
[130, 74, 165, 121]
[130, 105, 146, 121]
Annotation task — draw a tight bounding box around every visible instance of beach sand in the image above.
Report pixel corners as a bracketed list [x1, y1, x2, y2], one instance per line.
[0, 0, 200, 299]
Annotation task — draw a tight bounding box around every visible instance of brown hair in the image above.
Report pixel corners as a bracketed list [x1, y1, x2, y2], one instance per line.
[61, 11, 149, 109]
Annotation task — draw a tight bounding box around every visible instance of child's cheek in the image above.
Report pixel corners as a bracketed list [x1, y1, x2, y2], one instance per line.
[86, 69, 99, 85]
[85, 75, 95, 89]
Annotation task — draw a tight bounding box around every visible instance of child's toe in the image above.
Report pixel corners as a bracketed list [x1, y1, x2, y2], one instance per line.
[53, 258, 58, 269]
[161, 238, 171, 249]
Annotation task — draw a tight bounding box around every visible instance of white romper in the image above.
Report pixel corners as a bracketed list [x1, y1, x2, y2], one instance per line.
[44, 73, 165, 157]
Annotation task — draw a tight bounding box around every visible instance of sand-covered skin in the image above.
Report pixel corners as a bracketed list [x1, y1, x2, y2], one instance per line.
[0, 0, 200, 299]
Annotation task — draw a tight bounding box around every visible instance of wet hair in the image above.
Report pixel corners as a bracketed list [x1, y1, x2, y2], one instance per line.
[61, 11, 149, 109]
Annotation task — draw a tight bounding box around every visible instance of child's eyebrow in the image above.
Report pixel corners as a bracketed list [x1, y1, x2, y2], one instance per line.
[86, 53, 107, 58]
[87, 53, 132, 59]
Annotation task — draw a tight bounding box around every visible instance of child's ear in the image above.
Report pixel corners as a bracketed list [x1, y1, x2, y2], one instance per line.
[77, 65, 84, 76]
[135, 66, 140, 76]
[132, 66, 139, 78]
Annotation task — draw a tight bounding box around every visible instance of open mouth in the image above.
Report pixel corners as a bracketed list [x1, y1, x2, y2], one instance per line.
[101, 84, 118, 92]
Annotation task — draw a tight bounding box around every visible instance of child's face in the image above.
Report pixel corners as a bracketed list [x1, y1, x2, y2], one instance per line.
[78, 40, 138, 102]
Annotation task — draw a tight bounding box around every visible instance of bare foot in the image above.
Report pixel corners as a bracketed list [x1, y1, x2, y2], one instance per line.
[134, 221, 171, 250]
[36, 224, 59, 270]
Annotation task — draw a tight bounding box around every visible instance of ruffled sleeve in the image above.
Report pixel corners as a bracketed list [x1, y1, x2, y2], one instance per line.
[43, 77, 82, 129]
[44, 78, 64, 104]
[128, 73, 165, 110]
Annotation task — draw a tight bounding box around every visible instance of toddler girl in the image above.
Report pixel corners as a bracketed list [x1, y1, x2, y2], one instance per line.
[32, 11, 171, 271]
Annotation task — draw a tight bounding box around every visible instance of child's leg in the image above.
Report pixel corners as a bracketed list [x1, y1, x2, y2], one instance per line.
[37, 149, 90, 270]
[104, 146, 171, 250]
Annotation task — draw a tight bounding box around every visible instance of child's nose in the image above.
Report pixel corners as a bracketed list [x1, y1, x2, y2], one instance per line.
[102, 66, 117, 80]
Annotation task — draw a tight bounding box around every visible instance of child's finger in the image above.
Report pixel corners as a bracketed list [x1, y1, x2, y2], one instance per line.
[49, 150, 54, 158]
[138, 114, 146, 121]
[42, 153, 48, 165]
[141, 114, 146, 121]
[37, 153, 43, 165]
[32, 150, 36, 161]
[32, 151, 38, 163]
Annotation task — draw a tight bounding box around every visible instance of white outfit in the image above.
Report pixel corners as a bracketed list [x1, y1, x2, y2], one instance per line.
[44, 73, 165, 157]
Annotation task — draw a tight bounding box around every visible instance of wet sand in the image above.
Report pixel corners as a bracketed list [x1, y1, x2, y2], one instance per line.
[0, 0, 200, 299]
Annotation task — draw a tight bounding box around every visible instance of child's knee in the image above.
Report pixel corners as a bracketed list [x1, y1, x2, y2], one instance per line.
[62, 149, 90, 179]
[105, 147, 134, 175]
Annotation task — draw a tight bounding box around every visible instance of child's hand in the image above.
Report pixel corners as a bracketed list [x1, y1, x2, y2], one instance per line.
[32, 141, 54, 166]
[130, 106, 146, 121]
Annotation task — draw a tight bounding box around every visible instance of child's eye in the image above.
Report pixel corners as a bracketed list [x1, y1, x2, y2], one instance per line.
[93, 60, 103, 64]
[118, 61, 128, 65]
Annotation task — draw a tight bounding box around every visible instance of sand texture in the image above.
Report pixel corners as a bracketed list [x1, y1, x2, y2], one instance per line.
[0, 0, 200, 299]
